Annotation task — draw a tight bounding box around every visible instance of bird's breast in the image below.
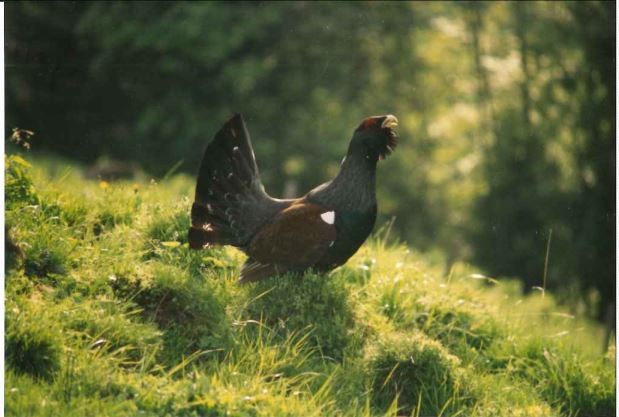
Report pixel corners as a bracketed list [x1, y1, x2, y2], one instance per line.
[317, 206, 377, 269]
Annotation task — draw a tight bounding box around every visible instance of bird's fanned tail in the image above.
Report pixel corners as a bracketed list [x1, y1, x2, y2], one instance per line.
[188, 114, 289, 249]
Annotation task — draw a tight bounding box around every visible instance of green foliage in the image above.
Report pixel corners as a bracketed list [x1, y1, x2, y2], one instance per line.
[23, 232, 70, 280]
[5, 154, 40, 207]
[377, 278, 502, 354]
[466, 373, 556, 417]
[505, 340, 616, 417]
[365, 331, 467, 416]
[146, 209, 190, 244]
[6, 297, 62, 381]
[110, 262, 234, 363]
[3, 155, 615, 416]
[6, 372, 139, 417]
[240, 272, 357, 361]
[466, 1, 615, 318]
[412, 298, 502, 353]
[91, 186, 141, 235]
[60, 297, 163, 366]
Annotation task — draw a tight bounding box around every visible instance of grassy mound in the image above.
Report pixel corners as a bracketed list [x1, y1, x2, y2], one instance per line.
[239, 272, 357, 360]
[4, 154, 615, 417]
[365, 331, 467, 416]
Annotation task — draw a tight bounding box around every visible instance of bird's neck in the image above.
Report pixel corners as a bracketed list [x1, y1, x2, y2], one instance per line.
[310, 151, 377, 212]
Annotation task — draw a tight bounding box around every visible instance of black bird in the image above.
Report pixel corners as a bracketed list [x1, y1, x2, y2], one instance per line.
[189, 114, 398, 283]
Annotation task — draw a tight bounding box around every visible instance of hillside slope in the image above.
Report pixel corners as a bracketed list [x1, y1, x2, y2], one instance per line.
[5, 154, 615, 417]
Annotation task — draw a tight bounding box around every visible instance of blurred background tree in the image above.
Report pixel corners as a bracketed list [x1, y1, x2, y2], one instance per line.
[5, 1, 615, 320]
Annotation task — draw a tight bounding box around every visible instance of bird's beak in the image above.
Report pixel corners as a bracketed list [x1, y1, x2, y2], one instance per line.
[381, 115, 398, 129]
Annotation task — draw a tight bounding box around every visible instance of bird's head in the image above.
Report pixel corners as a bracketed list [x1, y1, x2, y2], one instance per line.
[350, 115, 399, 161]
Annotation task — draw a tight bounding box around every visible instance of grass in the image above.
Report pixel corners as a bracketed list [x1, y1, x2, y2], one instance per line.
[4, 153, 616, 417]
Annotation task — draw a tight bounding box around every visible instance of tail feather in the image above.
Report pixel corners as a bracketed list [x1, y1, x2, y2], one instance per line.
[238, 259, 283, 284]
[194, 115, 259, 204]
[189, 114, 289, 249]
[190, 203, 231, 231]
[188, 226, 237, 249]
[188, 227, 216, 249]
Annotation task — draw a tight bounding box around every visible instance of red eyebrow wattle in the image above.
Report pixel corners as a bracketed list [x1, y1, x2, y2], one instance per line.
[362, 118, 377, 129]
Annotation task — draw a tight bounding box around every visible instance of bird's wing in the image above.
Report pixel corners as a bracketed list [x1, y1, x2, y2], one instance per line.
[239, 200, 337, 282]
[189, 114, 290, 249]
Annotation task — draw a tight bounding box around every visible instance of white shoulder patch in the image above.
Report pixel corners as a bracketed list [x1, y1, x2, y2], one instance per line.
[320, 211, 335, 225]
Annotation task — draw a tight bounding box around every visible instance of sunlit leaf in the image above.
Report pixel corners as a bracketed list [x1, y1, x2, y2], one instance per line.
[161, 241, 181, 248]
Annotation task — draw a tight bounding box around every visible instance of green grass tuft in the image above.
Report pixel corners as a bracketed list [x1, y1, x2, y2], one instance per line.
[239, 271, 357, 361]
[505, 339, 616, 417]
[6, 297, 62, 381]
[110, 262, 234, 364]
[365, 331, 468, 416]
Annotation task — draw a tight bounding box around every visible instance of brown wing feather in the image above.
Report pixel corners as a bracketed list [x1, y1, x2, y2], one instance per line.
[246, 200, 337, 270]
